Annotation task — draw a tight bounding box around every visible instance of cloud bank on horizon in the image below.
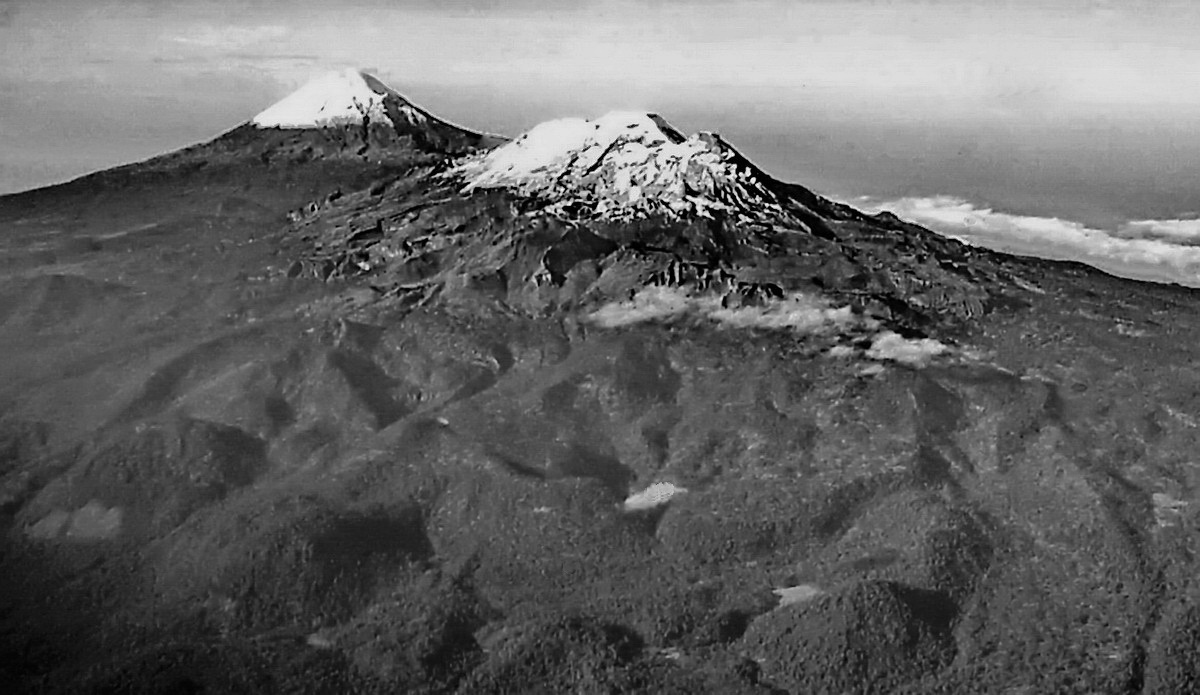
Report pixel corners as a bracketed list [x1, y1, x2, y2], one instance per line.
[861, 195, 1200, 288]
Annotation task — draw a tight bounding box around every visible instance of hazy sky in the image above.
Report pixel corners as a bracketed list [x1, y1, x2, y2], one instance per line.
[3, 0, 1200, 281]
[4, 0, 1199, 191]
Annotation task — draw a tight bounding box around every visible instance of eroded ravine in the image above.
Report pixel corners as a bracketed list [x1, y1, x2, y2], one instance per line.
[4, 70, 1200, 693]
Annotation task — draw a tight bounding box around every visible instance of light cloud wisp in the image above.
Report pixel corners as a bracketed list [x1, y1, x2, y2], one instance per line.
[169, 25, 290, 50]
[862, 195, 1200, 287]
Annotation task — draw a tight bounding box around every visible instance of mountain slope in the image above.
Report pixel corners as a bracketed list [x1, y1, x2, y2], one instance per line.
[1, 71, 495, 216]
[2, 73, 1200, 694]
[252, 68, 427, 128]
[452, 111, 788, 221]
[295, 109, 1014, 338]
[251, 68, 504, 154]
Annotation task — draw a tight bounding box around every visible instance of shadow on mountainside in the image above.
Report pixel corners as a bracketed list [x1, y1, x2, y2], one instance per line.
[2, 87, 1200, 693]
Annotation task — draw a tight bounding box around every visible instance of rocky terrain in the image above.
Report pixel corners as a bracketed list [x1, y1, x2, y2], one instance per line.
[1, 70, 1199, 693]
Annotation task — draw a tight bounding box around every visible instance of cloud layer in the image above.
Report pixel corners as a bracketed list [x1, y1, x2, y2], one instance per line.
[586, 286, 859, 332]
[861, 195, 1200, 287]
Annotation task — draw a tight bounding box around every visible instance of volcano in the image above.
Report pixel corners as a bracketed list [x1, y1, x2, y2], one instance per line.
[451, 110, 789, 221]
[251, 68, 504, 153]
[252, 68, 433, 129]
[2, 70, 1199, 694]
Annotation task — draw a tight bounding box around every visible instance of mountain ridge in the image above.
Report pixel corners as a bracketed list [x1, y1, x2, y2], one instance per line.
[284, 94, 1015, 343]
[3, 66, 1200, 695]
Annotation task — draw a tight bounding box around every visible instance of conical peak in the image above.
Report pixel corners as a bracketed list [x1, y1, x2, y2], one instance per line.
[451, 110, 783, 221]
[251, 69, 422, 129]
[490, 111, 686, 166]
[580, 111, 687, 146]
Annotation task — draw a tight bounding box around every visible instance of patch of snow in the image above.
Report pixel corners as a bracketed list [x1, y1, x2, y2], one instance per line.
[1152, 492, 1188, 528]
[451, 111, 782, 221]
[65, 500, 123, 540]
[1163, 404, 1200, 429]
[650, 647, 684, 661]
[459, 112, 676, 185]
[773, 584, 826, 607]
[26, 509, 71, 540]
[865, 331, 949, 366]
[587, 285, 860, 333]
[623, 482, 687, 512]
[1114, 322, 1148, 338]
[252, 68, 426, 129]
[26, 500, 123, 541]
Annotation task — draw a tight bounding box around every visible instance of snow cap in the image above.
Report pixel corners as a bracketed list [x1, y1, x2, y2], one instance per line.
[251, 68, 424, 129]
[451, 110, 783, 221]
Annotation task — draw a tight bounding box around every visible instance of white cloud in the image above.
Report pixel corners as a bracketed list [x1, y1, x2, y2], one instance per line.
[169, 25, 289, 50]
[623, 482, 686, 512]
[860, 195, 1200, 287]
[866, 331, 949, 367]
[586, 286, 695, 328]
[709, 295, 858, 332]
[773, 584, 826, 607]
[1119, 218, 1200, 246]
[586, 285, 862, 332]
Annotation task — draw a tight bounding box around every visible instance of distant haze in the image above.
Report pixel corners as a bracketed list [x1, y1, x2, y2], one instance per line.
[4, 0, 1200, 281]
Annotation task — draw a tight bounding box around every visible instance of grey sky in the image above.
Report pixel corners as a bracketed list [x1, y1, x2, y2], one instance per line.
[2, 0, 1199, 225]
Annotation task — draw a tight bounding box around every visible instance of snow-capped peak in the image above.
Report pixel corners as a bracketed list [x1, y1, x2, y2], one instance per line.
[252, 68, 427, 129]
[451, 111, 784, 221]
[461, 112, 686, 186]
